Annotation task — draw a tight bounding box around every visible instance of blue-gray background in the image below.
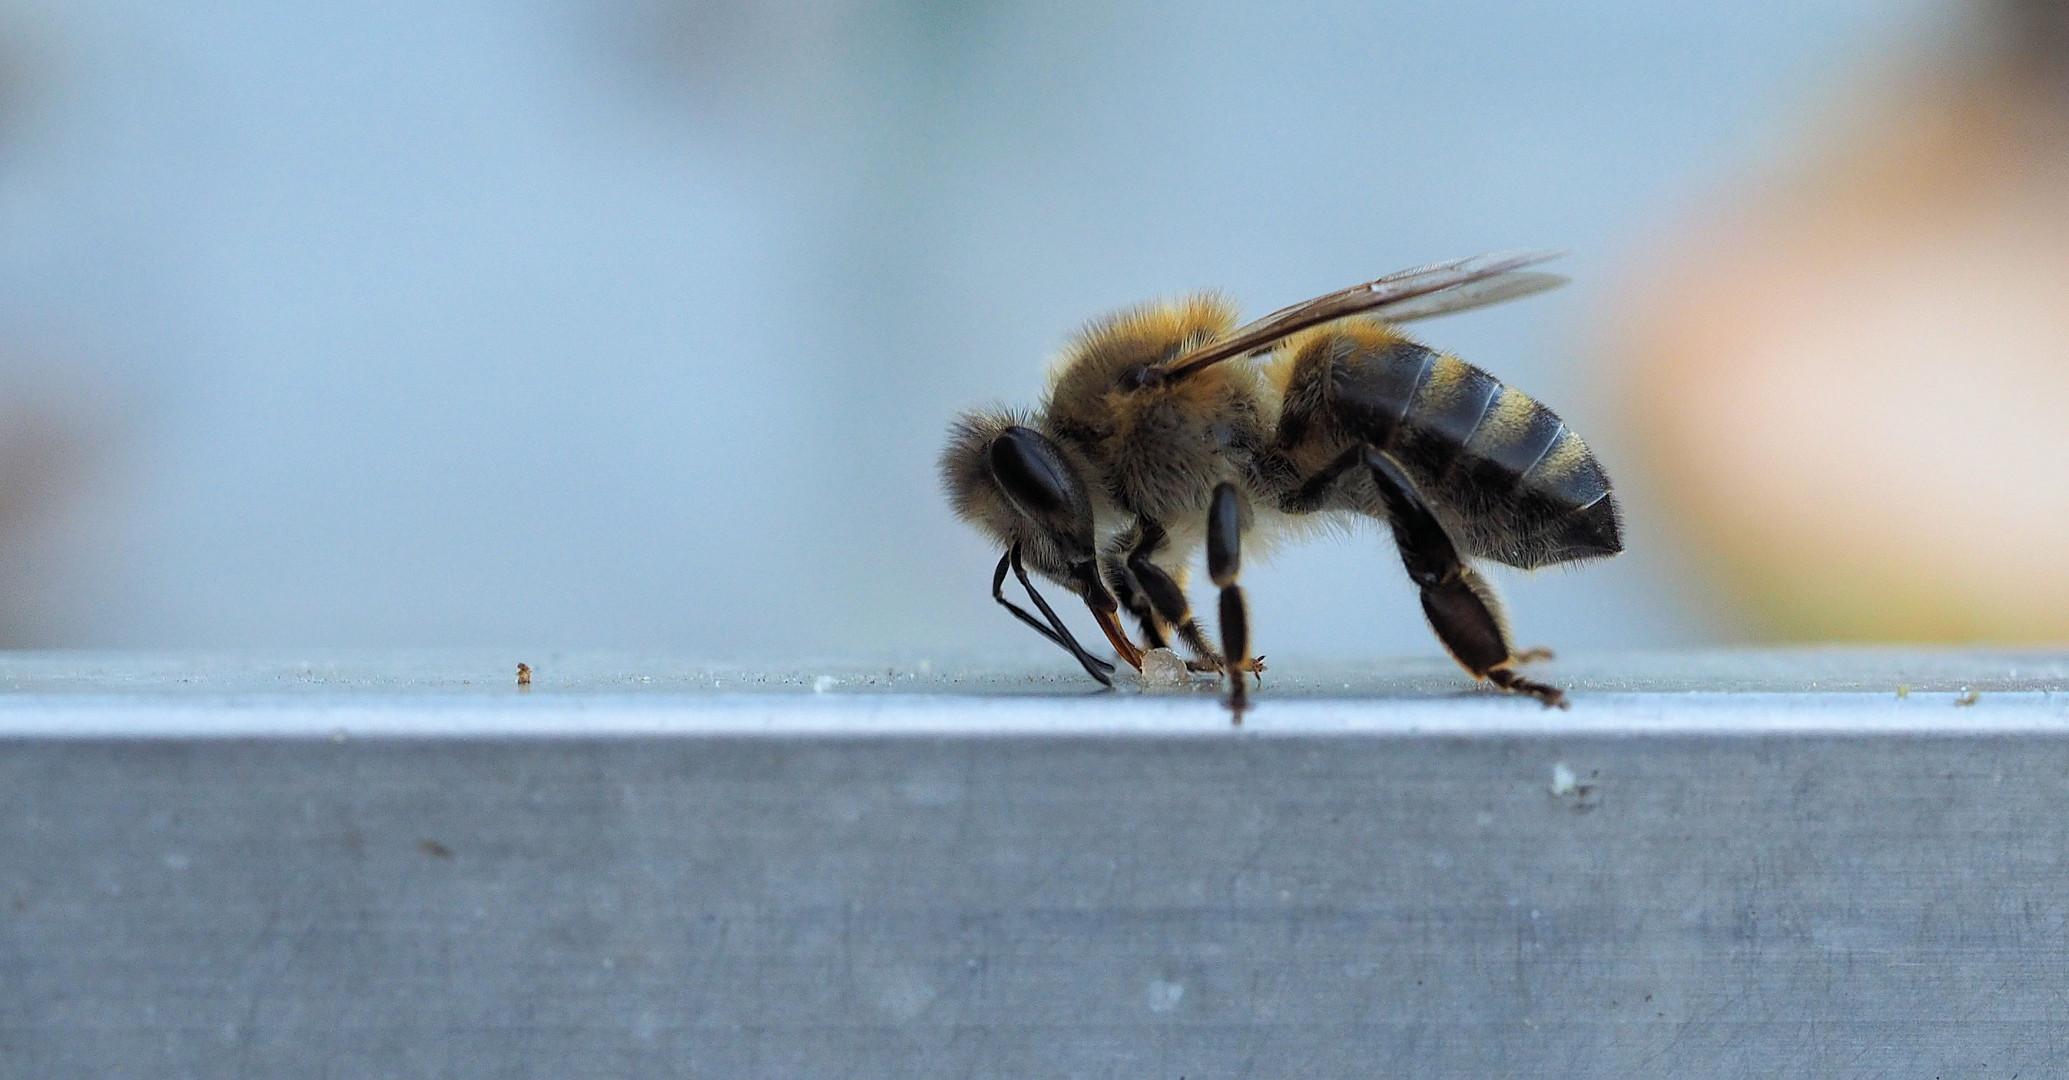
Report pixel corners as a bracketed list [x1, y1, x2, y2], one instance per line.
[0, 0, 1934, 656]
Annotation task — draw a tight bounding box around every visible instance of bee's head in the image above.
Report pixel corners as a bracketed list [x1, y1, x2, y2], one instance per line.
[939, 409, 1102, 592]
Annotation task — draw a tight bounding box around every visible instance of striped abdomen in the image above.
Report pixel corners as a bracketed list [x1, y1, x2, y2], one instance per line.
[1277, 329, 1621, 569]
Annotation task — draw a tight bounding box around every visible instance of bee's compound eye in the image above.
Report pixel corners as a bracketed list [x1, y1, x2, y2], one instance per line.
[988, 426, 1076, 522]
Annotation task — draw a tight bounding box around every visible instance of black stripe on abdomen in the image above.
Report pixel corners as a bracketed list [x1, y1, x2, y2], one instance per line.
[1389, 353, 1502, 480]
[1424, 385, 1553, 517]
[1464, 387, 1565, 482]
[1445, 387, 1621, 567]
[1524, 430, 1611, 510]
[1328, 340, 1433, 448]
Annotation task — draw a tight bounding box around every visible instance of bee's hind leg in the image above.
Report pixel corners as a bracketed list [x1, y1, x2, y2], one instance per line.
[1362, 448, 1567, 709]
[1206, 482, 1255, 722]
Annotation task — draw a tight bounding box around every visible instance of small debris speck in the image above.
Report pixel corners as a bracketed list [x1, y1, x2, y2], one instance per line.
[1146, 979, 1185, 1013]
[417, 839, 453, 860]
[1549, 761, 1600, 810]
[813, 675, 839, 693]
[1895, 684, 1910, 698]
[516, 663, 532, 688]
[1955, 688, 1980, 706]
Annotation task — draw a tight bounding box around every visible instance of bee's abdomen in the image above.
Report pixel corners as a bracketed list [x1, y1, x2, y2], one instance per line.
[1451, 384, 1620, 567]
[1317, 337, 1621, 569]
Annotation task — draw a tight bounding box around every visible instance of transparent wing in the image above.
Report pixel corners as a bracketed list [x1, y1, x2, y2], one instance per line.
[1158, 250, 1567, 381]
[1378, 270, 1567, 324]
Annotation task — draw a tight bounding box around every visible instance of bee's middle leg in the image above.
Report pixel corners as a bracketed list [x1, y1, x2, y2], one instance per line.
[1206, 481, 1254, 722]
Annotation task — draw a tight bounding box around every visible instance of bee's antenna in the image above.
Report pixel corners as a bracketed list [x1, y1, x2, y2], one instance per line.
[993, 551, 1117, 677]
[999, 546, 1116, 685]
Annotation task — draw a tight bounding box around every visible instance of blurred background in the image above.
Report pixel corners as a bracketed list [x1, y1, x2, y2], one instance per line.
[0, 0, 2057, 659]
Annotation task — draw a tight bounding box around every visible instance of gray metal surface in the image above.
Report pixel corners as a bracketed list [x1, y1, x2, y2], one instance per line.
[4, 650, 2069, 1077]
[0, 645, 2062, 697]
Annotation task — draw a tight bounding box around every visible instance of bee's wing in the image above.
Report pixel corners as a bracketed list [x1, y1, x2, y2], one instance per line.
[1158, 250, 1566, 381]
[1375, 270, 1567, 324]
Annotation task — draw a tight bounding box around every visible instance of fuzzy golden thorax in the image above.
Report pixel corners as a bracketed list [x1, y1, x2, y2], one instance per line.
[1040, 294, 1272, 524]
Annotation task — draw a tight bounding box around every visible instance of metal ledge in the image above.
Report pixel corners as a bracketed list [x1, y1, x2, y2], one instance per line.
[0, 647, 2061, 736]
[3, 650, 2067, 1077]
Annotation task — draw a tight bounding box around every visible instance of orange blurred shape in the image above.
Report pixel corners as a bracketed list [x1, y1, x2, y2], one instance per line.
[1610, 16, 2069, 642]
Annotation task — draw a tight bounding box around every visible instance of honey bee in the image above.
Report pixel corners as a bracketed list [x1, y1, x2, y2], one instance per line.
[940, 252, 1622, 717]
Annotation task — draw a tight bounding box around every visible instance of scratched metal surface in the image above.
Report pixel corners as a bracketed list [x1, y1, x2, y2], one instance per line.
[0, 645, 2060, 698]
[2, 650, 2068, 1078]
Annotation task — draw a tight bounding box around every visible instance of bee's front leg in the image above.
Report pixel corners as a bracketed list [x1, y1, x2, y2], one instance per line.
[1083, 575, 1146, 673]
[1103, 555, 1164, 662]
[1115, 520, 1223, 673]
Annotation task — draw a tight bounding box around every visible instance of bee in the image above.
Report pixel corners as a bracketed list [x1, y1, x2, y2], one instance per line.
[940, 252, 1622, 718]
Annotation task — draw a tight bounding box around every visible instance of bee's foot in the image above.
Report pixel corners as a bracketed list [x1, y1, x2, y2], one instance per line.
[1488, 664, 1568, 709]
[1190, 655, 1266, 681]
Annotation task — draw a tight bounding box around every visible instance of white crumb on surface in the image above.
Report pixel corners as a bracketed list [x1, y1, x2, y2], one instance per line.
[1550, 762, 1577, 796]
[1137, 649, 1190, 692]
[812, 675, 838, 693]
[1146, 979, 1185, 1013]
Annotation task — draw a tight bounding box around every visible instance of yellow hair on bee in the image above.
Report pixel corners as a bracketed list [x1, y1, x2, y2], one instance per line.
[1413, 353, 1475, 412]
[938, 406, 1028, 547]
[1530, 431, 1591, 486]
[1048, 293, 1241, 386]
[1044, 293, 1245, 430]
[1037, 293, 1274, 525]
[1469, 386, 1542, 448]
[1261, 318, 1411, 395]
